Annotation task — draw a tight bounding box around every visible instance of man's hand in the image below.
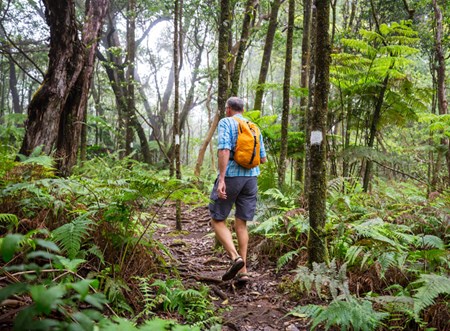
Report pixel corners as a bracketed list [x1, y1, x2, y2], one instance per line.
[217, 178, 227, 199]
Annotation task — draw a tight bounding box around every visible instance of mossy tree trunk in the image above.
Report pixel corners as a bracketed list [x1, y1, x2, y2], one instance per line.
[432, 0, 449, 187]
[253, 0, 281, 112]
[218, 0, 231, 118]
[295, 0, 313, 182]
[307, 0, 330, 266]
[19, 0, 109, 176]
[278, 0, 295, 189]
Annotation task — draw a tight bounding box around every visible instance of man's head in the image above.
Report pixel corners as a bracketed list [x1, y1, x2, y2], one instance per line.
[226, 97, 244, 116]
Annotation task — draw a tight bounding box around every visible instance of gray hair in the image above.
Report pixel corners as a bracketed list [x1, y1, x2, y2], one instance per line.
[226, 97, 244, 112]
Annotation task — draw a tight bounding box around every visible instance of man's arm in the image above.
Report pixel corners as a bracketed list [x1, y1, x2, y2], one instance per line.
[217, 149, 230, 199]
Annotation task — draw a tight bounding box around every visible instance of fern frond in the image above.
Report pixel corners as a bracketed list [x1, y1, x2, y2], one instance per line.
[52, 213, 95, 259]
[0, 213, 19, 229]
[415, 235, 445, 250]
[277, 250, 299, 271]
[412, 274, 450, 315]
[252, 215, 284, 236]
[292, 298, 388, 331]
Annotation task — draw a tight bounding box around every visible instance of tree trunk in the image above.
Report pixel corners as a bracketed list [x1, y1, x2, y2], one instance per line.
[173, 0, 182, 230]
[362, 75, 389, 192]
[307, 0, 330, 266]
[303, 2, 317, 198]
[194, 82, 216, 177]
[19, 0, 109, 177]
[432, 0, 449, 187]
[230, 0, 258, 96]
[278, 0, 294, 189]
[218, 0, 231, 118]
[56, 0, 109, 175]
[8, 58, 21, 114]
[295, 0, 313, 182]
[253, 0, 281, 111]
[125, 0, 136, 157]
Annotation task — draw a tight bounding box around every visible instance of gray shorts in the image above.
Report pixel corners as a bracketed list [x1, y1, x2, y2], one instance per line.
[208, 176, 258, 221]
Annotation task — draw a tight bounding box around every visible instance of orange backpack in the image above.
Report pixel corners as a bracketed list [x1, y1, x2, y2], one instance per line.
[232, 117, 261, 169]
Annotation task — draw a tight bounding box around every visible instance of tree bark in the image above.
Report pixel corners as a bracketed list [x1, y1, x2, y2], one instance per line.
[8, 58, 21, 114]
[253, 0, 282, 111]
[307, 0, 330, 266]
[218, 0, 231, 118]
[303, 2, 317, 198]
[19, 0, 109, 177]
[230, 0, 258, 96]
[432, 0, 449, 187]
[278, 0, 294, 189]
[362, 75, 389, 192]
[295, 0, 312, 182]
[173, 0, 182, 230]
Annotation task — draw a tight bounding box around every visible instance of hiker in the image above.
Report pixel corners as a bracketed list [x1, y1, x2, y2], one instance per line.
[209, 96, 267, 283]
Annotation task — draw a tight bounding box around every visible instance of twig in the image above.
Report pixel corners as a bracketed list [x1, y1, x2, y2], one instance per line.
[371, 160, 428, 184]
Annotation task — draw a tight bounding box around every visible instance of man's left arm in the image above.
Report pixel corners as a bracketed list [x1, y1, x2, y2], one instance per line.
[259, 131, 267, 164]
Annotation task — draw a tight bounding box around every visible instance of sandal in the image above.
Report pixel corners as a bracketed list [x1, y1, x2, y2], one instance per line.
[222, 256, 245, 281]
[236, 272, 250, 284]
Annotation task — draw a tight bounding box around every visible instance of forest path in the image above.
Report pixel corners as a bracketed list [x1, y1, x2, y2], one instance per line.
[153, 203, 309, 331]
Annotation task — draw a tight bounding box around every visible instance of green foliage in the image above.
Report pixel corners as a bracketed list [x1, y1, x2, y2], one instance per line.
[0, 213, 19, 231]
[135, 277, 220, 327]
[291, 297, 389, 331]
[52, 212, 95, 259]
[294, 260, 350, 300]
[99, 317, 202, 331]
[0, 232, 108, 331]
[412, 274, 450, 315]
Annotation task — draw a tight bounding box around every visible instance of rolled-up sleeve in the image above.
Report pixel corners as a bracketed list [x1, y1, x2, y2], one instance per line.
[217, 119, 232, 150]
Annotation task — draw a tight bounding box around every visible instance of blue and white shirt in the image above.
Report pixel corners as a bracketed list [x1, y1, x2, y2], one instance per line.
[217, 114, 267, 177]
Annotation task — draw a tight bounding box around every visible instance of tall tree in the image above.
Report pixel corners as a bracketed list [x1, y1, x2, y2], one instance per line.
[19, 0, 109, 176]
[278, 0, 294, 188]
[173, 0, 182, 229]
[218, 0, 231, 118]
[295, 0, 312, 182]
[307, 0, 330, 265]
[230, 0, 258, 96]
[432, 0, 449, 186]
[253, 0, 282, 111]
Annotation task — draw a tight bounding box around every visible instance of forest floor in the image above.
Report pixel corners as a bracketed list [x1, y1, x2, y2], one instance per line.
[153, 202, 310, 331]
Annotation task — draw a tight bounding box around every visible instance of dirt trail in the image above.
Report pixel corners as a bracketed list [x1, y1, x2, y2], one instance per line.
[154, 203, 309, 331]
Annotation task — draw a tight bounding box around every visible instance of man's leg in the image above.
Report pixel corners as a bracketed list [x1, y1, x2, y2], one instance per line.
[211, 219, 240, 261]
[234, 217, 248, 274]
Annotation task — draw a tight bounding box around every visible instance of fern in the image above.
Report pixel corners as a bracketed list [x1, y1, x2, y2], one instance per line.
[291, 297, 388, 331]
[52, 213, 95, 259]
[0, 213, 19, 230]
[412, 274, 450, 315]
[294, 260, 350, 300]
[277, 249, 299, 271]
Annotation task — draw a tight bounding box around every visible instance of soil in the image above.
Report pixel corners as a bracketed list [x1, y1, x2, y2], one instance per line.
[153, 203, 310, 331]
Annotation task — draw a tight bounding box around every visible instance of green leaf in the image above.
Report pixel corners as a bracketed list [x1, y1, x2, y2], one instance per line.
[26, 250, 58, 261]
[0, 283, 29, 302]
[54, 256, 86, 272]
[30, 285, 66, 315]
[1, 233, 24, 262]
[34, 238, 61, 252]
[84, 293, 107, 310]
[71, 279, 97, 299]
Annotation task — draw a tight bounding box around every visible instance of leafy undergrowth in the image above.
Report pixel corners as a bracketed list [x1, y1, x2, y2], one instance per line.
[1, 153, 449, 330]
[256, 179, 449, 331]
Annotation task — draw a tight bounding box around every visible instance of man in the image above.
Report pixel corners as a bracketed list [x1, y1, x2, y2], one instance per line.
[209, 96, 267, 282]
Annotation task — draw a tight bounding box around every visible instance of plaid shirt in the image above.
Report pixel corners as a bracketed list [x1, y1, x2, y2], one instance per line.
[217, 114, 267, 177]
